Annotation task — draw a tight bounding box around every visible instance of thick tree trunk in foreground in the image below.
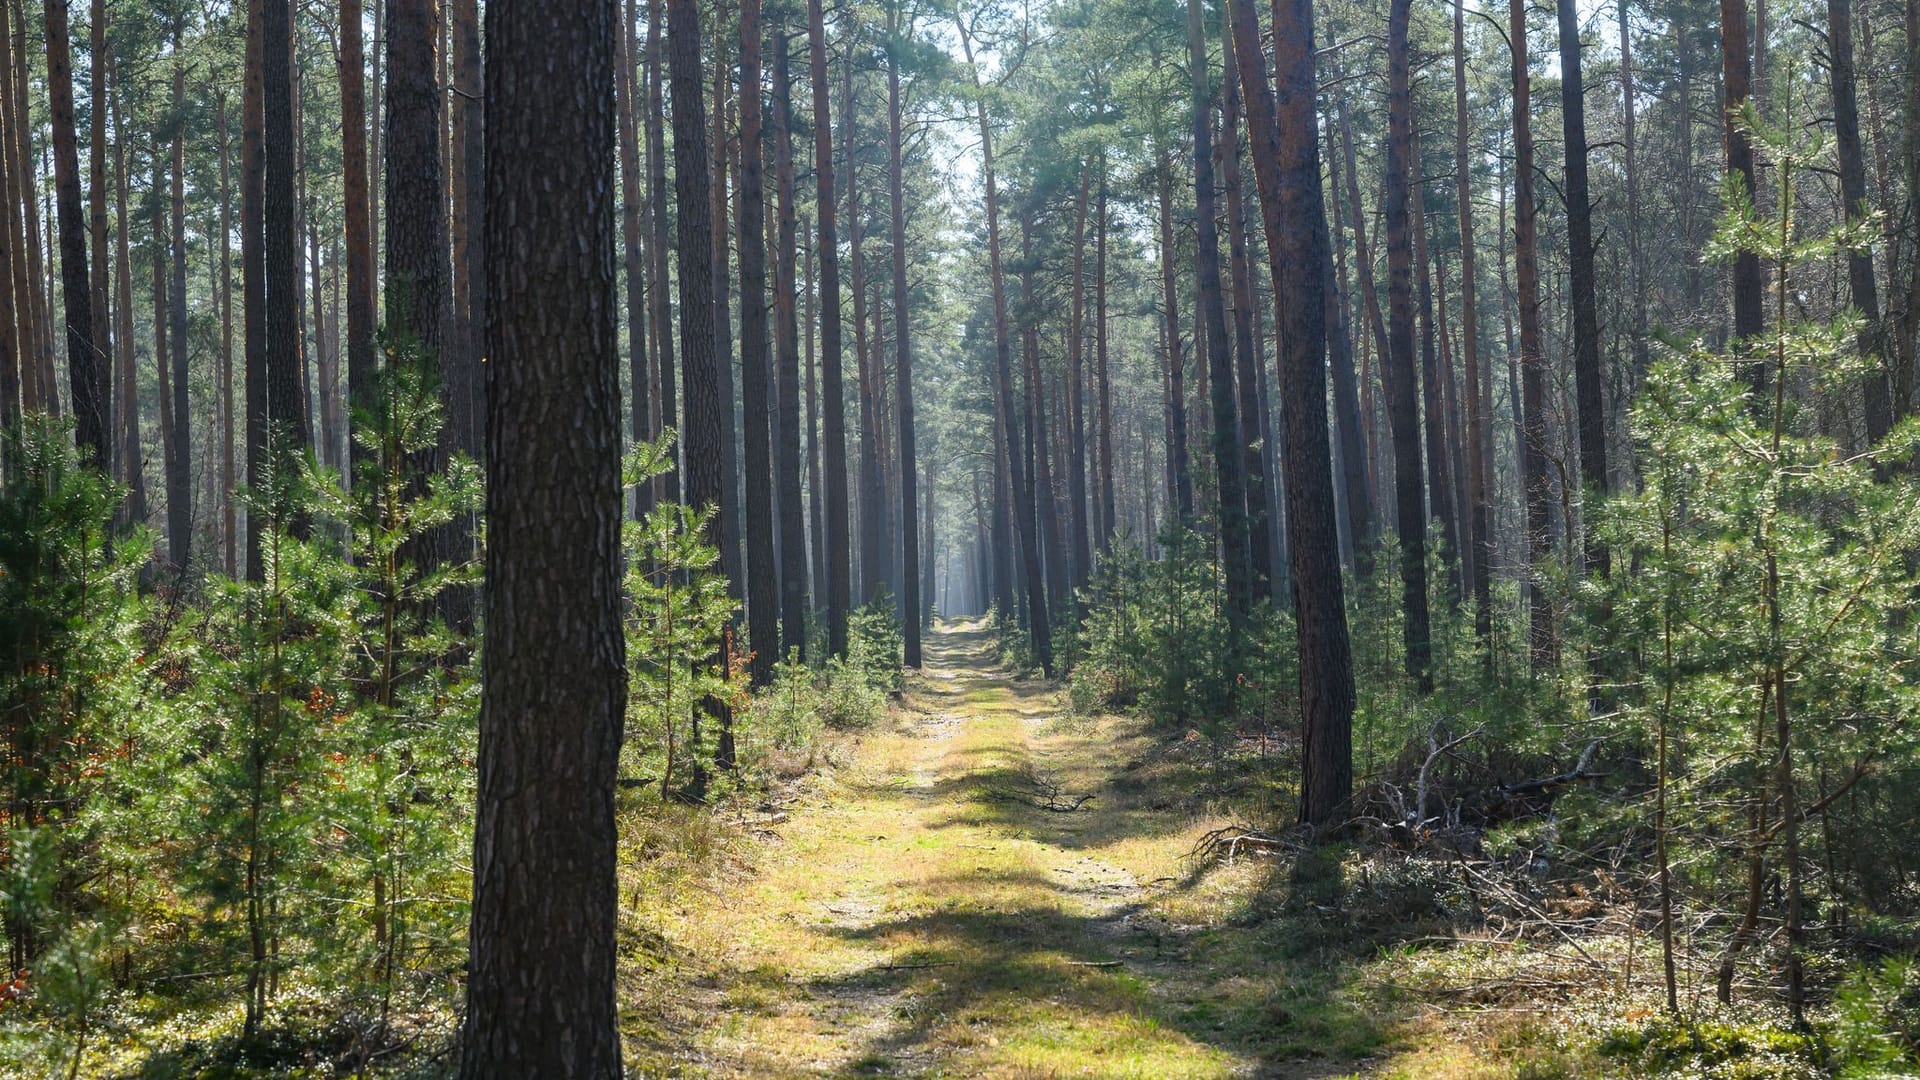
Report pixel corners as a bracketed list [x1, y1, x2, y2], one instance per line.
[169, 37, 192, 564]
[1230, 0, 1354, 828]
[461, 2, 625, 1074]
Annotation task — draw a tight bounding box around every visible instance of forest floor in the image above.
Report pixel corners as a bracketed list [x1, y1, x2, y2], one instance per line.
[619, 620, 1609, 1079]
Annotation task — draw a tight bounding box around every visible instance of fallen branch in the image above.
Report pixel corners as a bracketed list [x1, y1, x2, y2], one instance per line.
[1500, 740, 1605, 799]
[1189, 824, 1298, 864]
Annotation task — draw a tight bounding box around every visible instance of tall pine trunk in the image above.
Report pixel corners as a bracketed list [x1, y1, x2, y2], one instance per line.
[773, 35, 809, 661]
[958, 16, 1048, 675]
[1188, 0, 1250, 637]
[890, 9, 922, 668]
[1385, 0, 1433, 689]
[1513, 0, 1556, 669]
[44, 0, 106, 464]
[460, 1, 625, 1072]
[808, 0, 851, 655]
[737, 0, 777, 685]
[1229, 0, 1354, 827]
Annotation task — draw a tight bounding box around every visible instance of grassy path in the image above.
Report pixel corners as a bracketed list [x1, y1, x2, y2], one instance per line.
[623, 619, 1358, 1078]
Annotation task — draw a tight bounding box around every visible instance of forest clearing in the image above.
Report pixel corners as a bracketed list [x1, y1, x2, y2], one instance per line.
[3, 0, 1920, 1073]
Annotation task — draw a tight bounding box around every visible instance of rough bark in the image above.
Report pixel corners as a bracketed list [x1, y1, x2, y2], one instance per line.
[461, 2, 625, 1073]
[667, 0, 729, 797]
[265, 0, 308, 476]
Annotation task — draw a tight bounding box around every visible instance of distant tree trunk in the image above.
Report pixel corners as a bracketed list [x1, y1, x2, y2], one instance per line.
[1095, 168, 1116, 555]
[218, 91, 236, 573]
[450, 0, 484, 463]
[1455, 0, 1493, 656]
[87, 0, 112, 468]
[958, 17, 1049, 675]
[1906, 0, 1920, 424]
[1221, 26, 1273, 595]
[1558, 0, 1608, 576]
[0, 6, 20, 429]
[44, 0, 105, 465]
[153, 161, 177, 561]
[1720, 0, 1766, 355]
[846, 53, 885, 608]
[169, 32, 192, 563]
[616, 0, 650, 519]
[890, 11, 922, 668]
[709, 11, 741, 608]
[1065, 170, 1094, 600]
[808, 0, 851, 655]
[1410, 133, 1457, 602]
[11, 0, 56, 416]
[1619, 0, 1648, 387]
[1188, 0, 1250, 637]
[1229, 0, 1353, 828]
[667, 0, 728, 797]
[804, 237, 826, 605]
[1322, 120, 1373, 578]
[461, 2, 624, 1074]
[642, 0, 677, 504]
[109, 63, 144, 522]
[1155, 149, 1193, 523]
[341, 0, 377, 487]
[1826, 0, 1888, 441]
[1020, 222, 1068, 613]
[737, 0, 776, 686]
[1384, 0, 1433, 690]
[312, 220, 339, 473]
[1513, 0, 1556, 670]
[243, 0, 267, 575]
[774, 35, 809, 662]
[385, 0, 445, 359]
[265, 0, 308, 477]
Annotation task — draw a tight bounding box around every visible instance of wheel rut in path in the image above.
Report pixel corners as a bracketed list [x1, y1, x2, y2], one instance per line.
[630, 618, 1341, 1078]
